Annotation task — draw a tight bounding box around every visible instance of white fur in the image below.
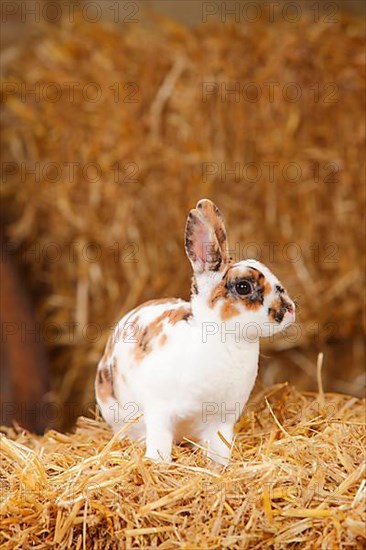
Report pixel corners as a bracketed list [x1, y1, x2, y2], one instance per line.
[95, 201, 295, 466]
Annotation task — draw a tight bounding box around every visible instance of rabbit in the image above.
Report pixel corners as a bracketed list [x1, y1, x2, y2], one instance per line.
[95, 199, 295, 465]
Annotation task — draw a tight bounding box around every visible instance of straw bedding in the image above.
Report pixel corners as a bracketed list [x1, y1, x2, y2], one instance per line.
[1, 379, 365, 549]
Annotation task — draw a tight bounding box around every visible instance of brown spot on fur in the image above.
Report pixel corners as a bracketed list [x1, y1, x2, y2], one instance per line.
[244, 299, 262, 311]
[209, 268, 231, 307]
[164, 307, 192, 325]
[268, 296, 290, 323]
[96, 361, 116, 403]
[191, 277, 198, 296]
[221, 301, 240, 320]
[209, 280, 228, 307]
[263, 282, 271, 296]
[134, 326, 153, 363]
[159, 334, 168, 347]
[134, 305, 192, 362]
[96, 333, 118, 403]
[268, 298, 281, 322]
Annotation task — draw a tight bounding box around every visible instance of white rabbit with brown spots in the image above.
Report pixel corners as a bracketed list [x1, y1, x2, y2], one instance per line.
[95, 199, 295, 465]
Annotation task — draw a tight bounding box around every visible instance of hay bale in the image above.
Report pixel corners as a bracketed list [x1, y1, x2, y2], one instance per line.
[1, 384, 365, 548]
[0, 12, 364, 426]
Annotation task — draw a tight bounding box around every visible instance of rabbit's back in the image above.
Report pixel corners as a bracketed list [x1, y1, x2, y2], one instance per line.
[95, 297, 193, 424]
[114, 297, 192, 364]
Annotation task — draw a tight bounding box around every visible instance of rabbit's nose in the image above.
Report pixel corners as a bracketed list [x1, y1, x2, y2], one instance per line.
[285, 303, 295, 314]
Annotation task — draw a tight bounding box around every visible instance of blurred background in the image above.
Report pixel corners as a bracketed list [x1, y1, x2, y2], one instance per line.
[1, 0, 365, 433]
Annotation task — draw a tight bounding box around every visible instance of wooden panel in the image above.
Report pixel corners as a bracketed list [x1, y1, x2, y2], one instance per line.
[0, 241, 49, 433]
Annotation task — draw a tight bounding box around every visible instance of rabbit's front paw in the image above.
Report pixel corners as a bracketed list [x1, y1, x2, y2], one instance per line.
[144, 447, 172, 463]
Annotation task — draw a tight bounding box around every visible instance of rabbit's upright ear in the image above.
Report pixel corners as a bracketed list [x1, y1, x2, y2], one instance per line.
[196, 199, 230, 265]
[185, 206, 227, 273]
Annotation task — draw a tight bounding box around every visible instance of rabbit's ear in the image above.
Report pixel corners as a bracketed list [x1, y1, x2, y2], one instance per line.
[185, 209, 224, 273]
[196, 199, 230, 265]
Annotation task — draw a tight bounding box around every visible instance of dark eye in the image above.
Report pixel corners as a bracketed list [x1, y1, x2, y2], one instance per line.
[235, 280, 252, 296]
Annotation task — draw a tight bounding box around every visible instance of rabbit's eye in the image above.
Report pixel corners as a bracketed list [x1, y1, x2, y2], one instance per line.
[235, 280, 252, 296]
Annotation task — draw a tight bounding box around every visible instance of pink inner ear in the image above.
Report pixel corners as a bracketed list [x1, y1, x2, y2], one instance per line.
[193, 220, 209, 269]
[192, 217, 219, 270]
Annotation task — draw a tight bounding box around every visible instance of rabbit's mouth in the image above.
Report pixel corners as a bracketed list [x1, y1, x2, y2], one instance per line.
[281, 308, 296, 326]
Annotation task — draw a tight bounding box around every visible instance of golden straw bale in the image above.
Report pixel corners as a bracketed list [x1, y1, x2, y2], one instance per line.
[1, 12, 364, 427]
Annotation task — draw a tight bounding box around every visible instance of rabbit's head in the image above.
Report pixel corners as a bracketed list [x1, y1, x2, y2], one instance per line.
[185, 199, 296, 339]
